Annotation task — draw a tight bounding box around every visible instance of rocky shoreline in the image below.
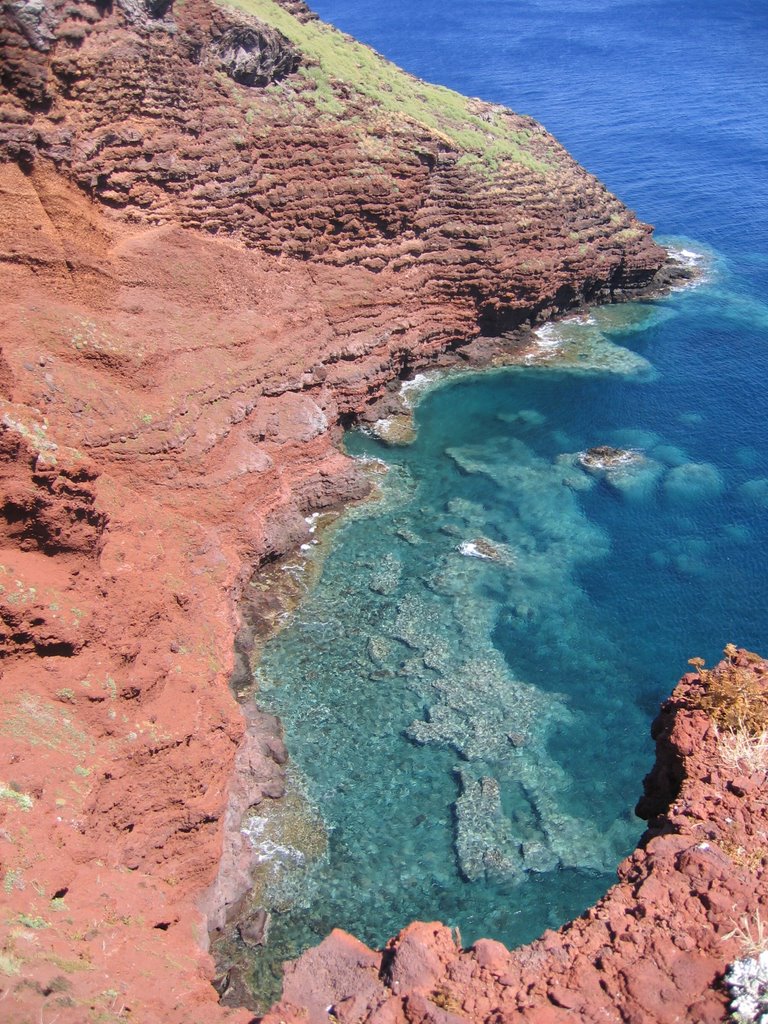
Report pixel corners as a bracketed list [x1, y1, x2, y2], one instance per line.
[0, 0, 747, 1019]
[206, 248, 702, 1012]
[258, 650, 768, 1024]
[352, 249, 700, 447]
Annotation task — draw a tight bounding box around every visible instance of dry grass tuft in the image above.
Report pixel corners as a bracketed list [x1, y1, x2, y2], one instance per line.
[689, 645, 768, 734]
[718, 726, 768, 775]
[719, 838, 766, 873]
[430, 987, 464, 1013]
[724, 908, 768, 958]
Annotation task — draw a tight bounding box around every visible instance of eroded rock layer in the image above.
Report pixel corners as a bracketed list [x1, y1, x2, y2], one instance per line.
[0, 0, 722, 1021]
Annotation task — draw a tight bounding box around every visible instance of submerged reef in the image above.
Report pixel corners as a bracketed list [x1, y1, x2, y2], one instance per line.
[263, 650, 768, 1024]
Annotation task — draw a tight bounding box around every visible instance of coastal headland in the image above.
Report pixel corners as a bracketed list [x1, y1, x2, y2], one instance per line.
[0, 0, 763, 1021]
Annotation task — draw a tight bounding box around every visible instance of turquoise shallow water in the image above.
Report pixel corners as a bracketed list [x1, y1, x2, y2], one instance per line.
[248, 260, 768, 992]
[240, 0, 768, 1000]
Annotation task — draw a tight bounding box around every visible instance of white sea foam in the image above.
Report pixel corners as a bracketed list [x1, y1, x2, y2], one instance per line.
[565, 313, 597, 326]
[241, 815, 268, 838]
[525, 324, 563, 364]
[280, 561, 307, 579]
[241, 816, 305, 865]
[399, 372, 438, 409]
[532, 313, 602, 351]
[254, 840, 305, 865]
[668, 246, 704, 267]
[663, 242, 711, 290]
[458, 541, 491, 559]
[532, 323, 563, 349]
[400, 372, 430, 396]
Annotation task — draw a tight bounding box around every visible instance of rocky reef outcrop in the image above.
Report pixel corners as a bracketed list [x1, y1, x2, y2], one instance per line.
[0, 0, 714, 1021]
[263, 653, 768, 1024]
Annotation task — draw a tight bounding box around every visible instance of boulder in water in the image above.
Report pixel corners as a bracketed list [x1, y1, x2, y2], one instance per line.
[664, 462, 724, 502]
[453, 769, 524, 884]
[579, 446, 643, 471]
[238, 907, 271, 948]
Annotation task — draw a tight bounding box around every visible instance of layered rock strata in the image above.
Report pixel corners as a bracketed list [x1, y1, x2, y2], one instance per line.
[0, 0, 712, 1021]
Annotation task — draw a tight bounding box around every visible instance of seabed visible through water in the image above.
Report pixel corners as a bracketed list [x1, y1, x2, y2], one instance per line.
[235, 242, 768, 1004]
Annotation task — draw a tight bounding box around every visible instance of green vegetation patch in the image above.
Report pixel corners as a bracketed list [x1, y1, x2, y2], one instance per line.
[0, 783, 33, 811]
[219, 0, 552, 173]
[16, 913, 49, 929]
[0, 951, 22, 976]
[0, 693, 94, 761]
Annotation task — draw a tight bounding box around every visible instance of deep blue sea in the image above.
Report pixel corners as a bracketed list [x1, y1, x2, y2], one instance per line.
[245, 0, 768, 998]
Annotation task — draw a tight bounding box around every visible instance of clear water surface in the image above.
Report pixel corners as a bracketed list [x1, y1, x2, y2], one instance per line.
[244, 0, 768, 996]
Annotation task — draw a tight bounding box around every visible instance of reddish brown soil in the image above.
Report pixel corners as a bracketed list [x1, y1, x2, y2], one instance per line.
[0, 1, 749, 1022]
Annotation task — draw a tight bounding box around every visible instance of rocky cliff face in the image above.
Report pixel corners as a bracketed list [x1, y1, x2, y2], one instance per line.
[1, 0, 665, 318]
[0, 1, 723, 1022]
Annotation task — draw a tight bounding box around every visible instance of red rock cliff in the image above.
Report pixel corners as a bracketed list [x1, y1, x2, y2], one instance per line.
[0, 0, 719, 1021]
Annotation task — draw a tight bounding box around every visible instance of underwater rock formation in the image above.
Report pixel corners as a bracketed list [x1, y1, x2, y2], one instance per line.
[579, 445, 644, 470]
[263, 653, 768, 1024]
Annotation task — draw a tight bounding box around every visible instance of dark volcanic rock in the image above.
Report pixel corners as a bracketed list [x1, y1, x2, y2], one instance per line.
[579, 445, 644, 470]
[210, 16, 299, 86]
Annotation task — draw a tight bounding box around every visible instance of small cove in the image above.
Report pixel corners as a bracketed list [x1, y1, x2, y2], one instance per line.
[233, 0, 768, 1005]
[240, 257, 768, 1000]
